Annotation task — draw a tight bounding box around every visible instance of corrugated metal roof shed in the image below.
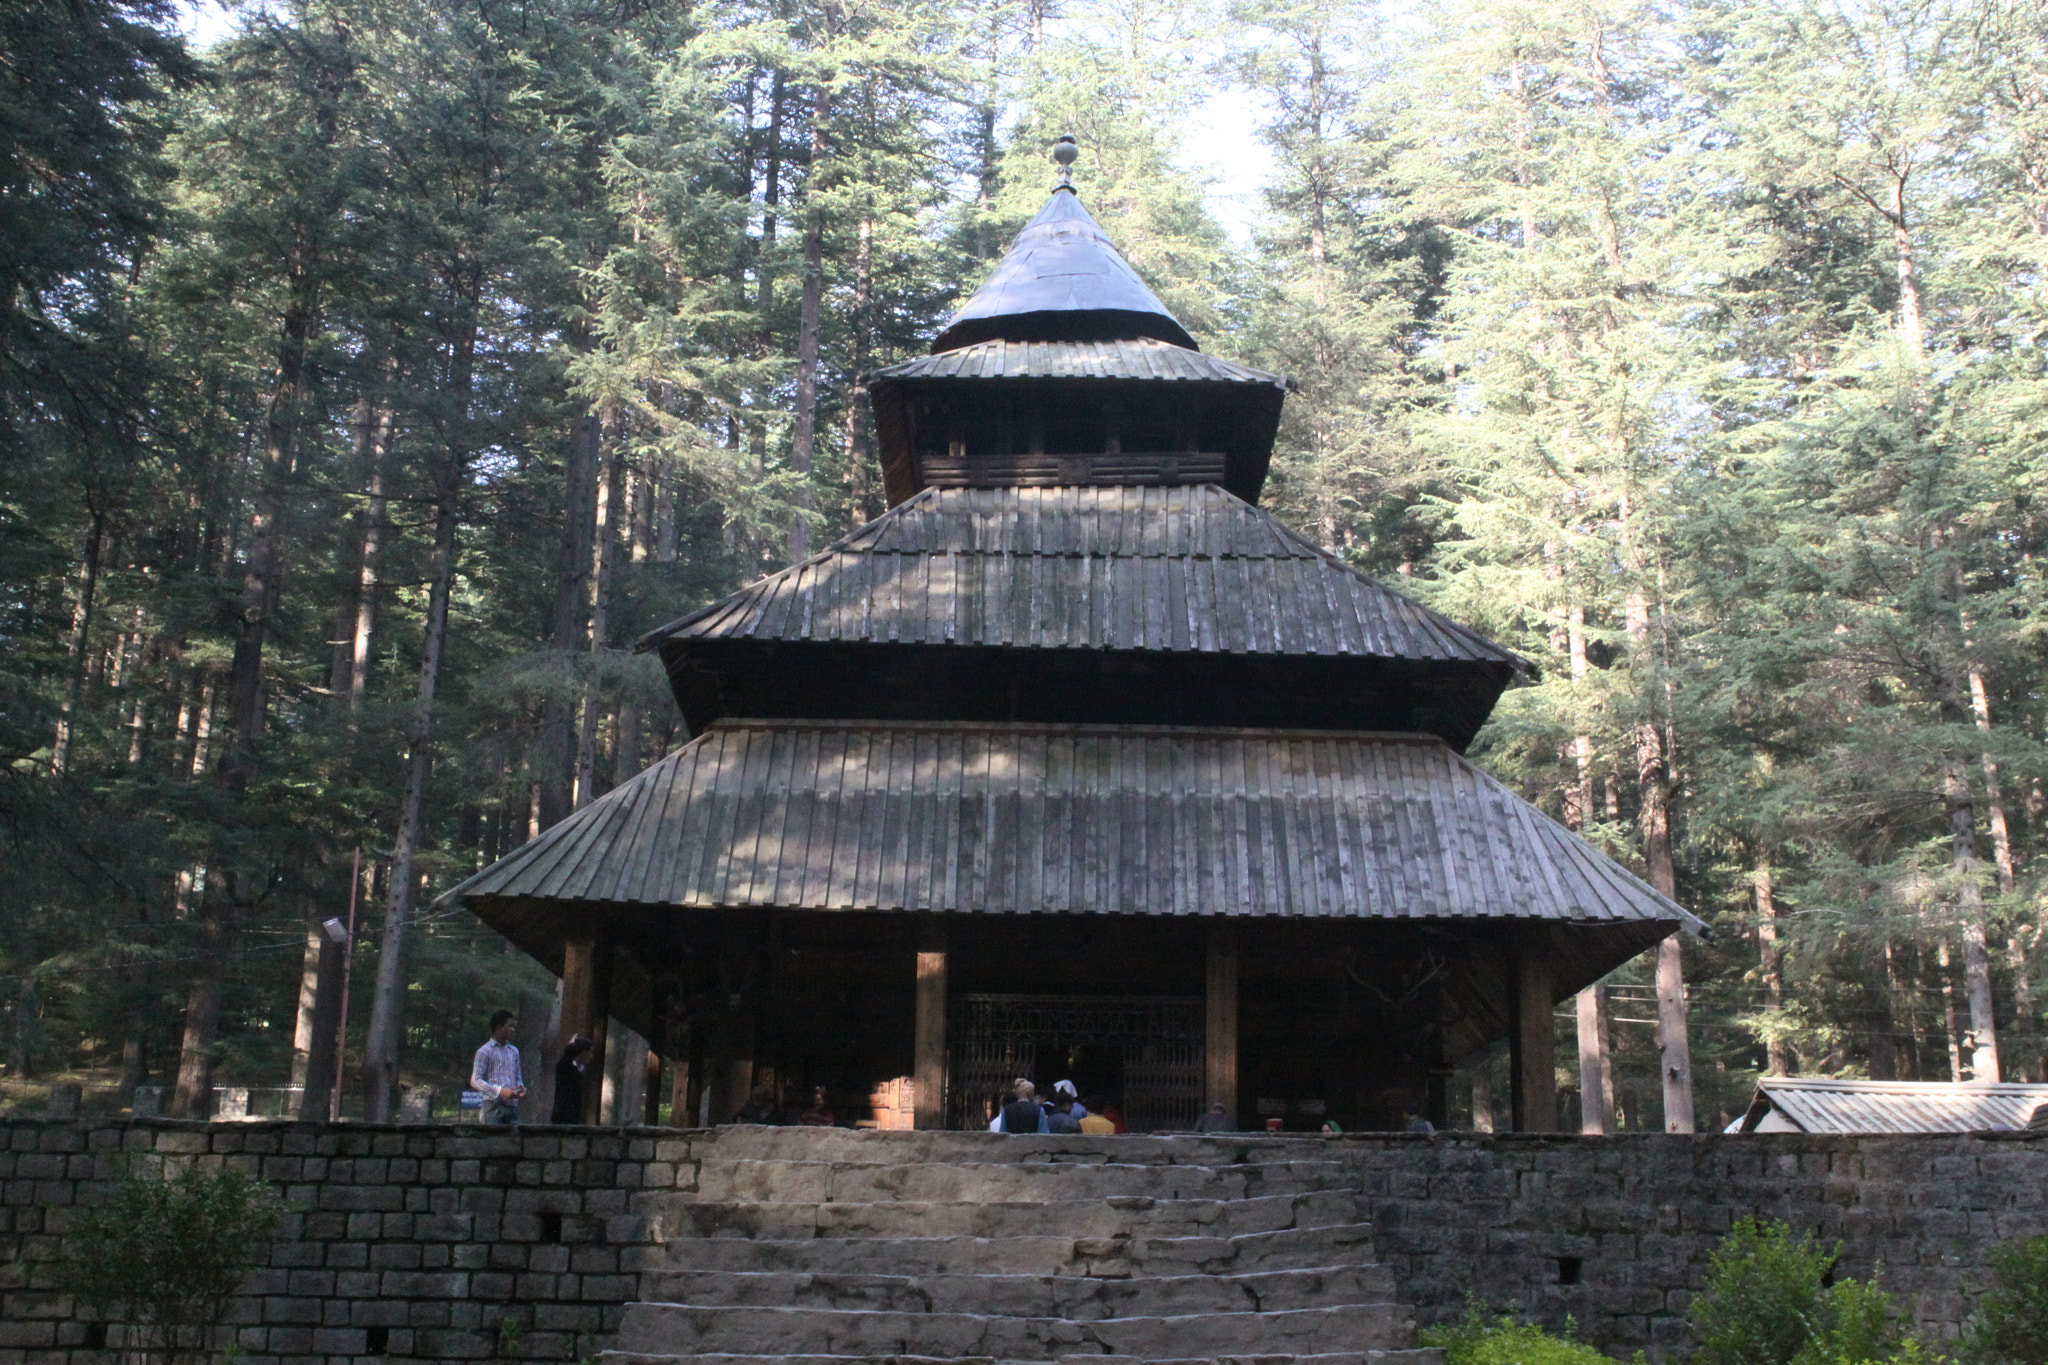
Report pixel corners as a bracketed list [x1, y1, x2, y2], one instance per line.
[445, 719, 1698, 934]
[1732, 1077, 2048, 1134]
[640, 485, 1523, 668]
[869, 338, 1287, 388]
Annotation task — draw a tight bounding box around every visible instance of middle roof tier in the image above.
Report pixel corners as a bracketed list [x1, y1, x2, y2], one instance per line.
[640, 485, 1526, 750]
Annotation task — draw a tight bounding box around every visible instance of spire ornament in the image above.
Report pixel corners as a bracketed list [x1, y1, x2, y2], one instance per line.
[1053, 134, 1078, 190]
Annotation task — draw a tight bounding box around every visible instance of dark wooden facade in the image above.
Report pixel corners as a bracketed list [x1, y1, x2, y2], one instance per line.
[448, 169, 1700, 1134]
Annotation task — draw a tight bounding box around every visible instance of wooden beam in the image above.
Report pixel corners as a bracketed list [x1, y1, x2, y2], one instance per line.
[914, 920, 948, 1130]
[1512, 948, 1556, 1132]
[560, 935, 612, 1125]
[1205, 922, 1239, 1124]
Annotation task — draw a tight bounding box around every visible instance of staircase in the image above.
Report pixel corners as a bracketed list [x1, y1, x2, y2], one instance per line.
[605, 1129, 1442, 1365]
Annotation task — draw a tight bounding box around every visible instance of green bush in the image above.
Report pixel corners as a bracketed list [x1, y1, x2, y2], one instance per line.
[1421, 1308, 1614, 1365]
[1691, 1220, 1916, 1365]
[1966, 1236, 2048, 1365]
[56, 1161, 280, 1365]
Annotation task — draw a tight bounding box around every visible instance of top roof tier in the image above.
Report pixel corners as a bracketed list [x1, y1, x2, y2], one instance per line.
[869, 182, 1289, 507]
[930, 188, 1199, 352]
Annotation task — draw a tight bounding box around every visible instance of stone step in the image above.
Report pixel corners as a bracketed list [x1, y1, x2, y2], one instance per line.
[649, 1190, 1359, 1242]
[615, 1303, 1419, 1360]
[653, 1223, 1381, 1278]
[678, 1128, 1349, 1167]
[686, 1158, 1358, 1205]
[602, 1352, 1443, 1365]
[1060, 1353, 1444, 1365]
[639, 1263, 1400, 1318]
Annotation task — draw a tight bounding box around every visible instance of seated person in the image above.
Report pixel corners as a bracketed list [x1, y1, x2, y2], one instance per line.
[797, 1085, 836, 1127]
[734, 1083, 782, 1125]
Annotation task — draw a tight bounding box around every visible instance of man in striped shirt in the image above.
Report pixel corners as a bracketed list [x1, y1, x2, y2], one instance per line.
[471, 1010, 526, 1124]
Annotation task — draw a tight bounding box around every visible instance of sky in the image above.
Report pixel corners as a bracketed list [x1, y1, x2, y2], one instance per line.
[172, 0, 1276, 242]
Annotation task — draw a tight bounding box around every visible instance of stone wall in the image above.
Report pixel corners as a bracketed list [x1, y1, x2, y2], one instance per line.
[0, 1120, 673, 1365]
[1340, 1131, 2048, 1356]
[0, 1120, 2041, 1365]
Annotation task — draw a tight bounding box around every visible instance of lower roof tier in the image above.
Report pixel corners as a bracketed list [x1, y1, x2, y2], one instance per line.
[446, 718, 1700, 945]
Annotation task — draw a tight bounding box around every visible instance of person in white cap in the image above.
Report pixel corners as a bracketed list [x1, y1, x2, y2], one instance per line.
[1052, 1079, 1089, 1120]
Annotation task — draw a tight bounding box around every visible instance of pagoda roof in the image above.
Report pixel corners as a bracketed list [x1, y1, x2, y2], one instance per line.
[931, 189, 1198, 352]
[641, 485, 1520, 668]
[444, 719, 1700, 990]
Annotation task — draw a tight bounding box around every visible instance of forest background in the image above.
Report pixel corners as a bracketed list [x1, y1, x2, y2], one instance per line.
[6, 0, 2046, 1129]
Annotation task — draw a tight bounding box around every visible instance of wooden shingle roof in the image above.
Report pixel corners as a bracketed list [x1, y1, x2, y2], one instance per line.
[869, 338, 1287, 387]
[444, 719, 1699, 936]
[640, 485, 1522, 667]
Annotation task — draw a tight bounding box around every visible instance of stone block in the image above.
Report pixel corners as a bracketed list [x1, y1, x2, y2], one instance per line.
[369, 1242, 422, 1270]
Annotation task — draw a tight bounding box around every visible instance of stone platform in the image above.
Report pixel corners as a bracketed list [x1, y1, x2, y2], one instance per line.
[608, 1128, 1436, 1365]
[2, 1120, 2044, 1365]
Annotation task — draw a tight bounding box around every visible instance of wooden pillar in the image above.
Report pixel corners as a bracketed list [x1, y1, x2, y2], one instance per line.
[1205, 922, 1239, 1124]
[643, 1041, 663, 1126]
[1510, 948, 1556, 1132]
[560, 935, 612, 1125]
[914, 919, 948, 1130]
[668, 1036, 690, 1129]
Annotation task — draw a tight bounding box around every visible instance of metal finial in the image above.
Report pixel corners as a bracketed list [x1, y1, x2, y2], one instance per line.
[1053, 134, 1078, 189]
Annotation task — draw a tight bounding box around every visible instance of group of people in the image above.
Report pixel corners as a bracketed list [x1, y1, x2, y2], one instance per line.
[468, 1009, 600, 1125]
[474, 1010, 1440, 1134]
[732, 1083, 842, 1127]
[992, 1079, 1123, 1133]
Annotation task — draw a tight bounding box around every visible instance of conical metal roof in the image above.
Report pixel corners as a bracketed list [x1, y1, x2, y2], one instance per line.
[931, 189, 1198, 353]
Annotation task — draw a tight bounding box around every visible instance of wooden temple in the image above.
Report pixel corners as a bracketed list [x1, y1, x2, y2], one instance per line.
[445, 148, 1702, 1134]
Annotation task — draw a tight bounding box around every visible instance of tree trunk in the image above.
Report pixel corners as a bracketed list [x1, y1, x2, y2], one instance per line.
[574, 423, 621, 810]
[1626, 585, 1693, 1131]
[1756, 857, 1792, 1076]
[786, 68, 834, 564]
[540, 407, 600, 831]
[50, 509, 104, 774]
[1938, 939, 1966, 1080]
[1944, 757, 2000, 1080]
[291, 919, 322, 1089]
[1567, 605, 1594, 829]
[223, 246, 319, 782]
[1575, 985, 1614, 1134]
[336, 391, 393, 718]
[361, 316, 473, 1120]
[843, 211, 875, 524]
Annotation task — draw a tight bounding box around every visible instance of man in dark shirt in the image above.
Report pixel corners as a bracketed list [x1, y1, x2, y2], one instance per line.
[998, 1079, 1048, 1133]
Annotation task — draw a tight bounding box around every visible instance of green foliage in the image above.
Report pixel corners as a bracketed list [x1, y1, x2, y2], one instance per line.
[1691, 1221, 1915, 1365]
[9, 0, 2048, 1121]
[1965, 1236, 2048, 1365]
[1421, 1308, 1614, 1365]
[56, 1162, 279, 1364]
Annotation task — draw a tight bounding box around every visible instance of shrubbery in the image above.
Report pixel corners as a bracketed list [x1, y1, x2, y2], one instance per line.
[56, 1161, 279, 1365]
[1965, 1235, 2048, 1365]
[1422, 1309, 1617, 1365]
[1689, 1220, 1920, 1365]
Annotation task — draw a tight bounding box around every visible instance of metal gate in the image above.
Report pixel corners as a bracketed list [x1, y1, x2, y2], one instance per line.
[947, 994, 1204, 1132]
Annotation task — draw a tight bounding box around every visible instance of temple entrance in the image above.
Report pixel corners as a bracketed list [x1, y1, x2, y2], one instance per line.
[947, 993, 1204, 1132]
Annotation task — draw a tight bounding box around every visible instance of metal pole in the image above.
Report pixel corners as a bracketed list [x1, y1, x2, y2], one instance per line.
[331, 847, 361, 1121]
